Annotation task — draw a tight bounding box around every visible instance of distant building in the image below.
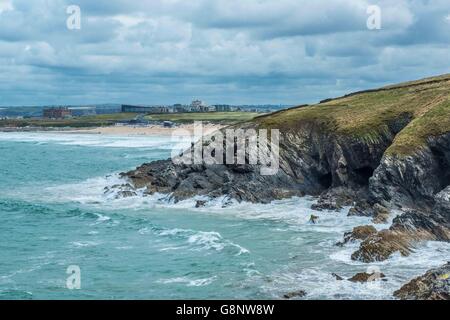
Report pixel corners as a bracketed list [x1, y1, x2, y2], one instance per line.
[69, 107, 96, 117]
[173, 104, 189, 113]
[43, 107, 72, 119]
[121, 105, 170, 114]
[214, 105, 232, 112]
[190, 100, 208, 112]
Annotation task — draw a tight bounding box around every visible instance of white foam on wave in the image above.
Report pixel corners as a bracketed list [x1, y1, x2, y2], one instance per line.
[0, 132, 186, 149]
[156, 276, 217, 287]
[140, 226, 250, 256]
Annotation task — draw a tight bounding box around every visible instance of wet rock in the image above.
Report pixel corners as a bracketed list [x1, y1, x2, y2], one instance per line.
[308, 214, 319, 224]
[394, 262, 450, 300]
[195, 200, 207, 208]
[349, 271, 386, 283]
[311, 187, 357, 211]
[348, 200, 375, 217]
[352, 209, 450, 262]
[372, 204, 391, 224]
[104, 183, 138, 199]
[336, 225, 377, 246]
[332, 273, 344, 281]
[283, 290, 307, 299]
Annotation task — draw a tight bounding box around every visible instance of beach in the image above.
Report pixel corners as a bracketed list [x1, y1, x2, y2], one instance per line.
[0, 123, 225, 137]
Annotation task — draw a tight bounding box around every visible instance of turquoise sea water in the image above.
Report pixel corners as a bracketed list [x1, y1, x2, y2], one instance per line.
[0, 132, 449, 300]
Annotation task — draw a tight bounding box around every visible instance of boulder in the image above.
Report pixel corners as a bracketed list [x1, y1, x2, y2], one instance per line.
[349, 271, 386, 283]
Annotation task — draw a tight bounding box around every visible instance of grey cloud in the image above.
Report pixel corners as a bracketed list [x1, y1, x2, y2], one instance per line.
[1, 0, 450, 106]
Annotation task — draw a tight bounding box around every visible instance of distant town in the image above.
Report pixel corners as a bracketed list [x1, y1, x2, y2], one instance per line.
[0, 100, 291, 120]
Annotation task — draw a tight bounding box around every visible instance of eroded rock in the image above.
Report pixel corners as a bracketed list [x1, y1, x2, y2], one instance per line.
[394, 263, 450, 300]
[336, 225, 377, 246]
[352, 209, 450, 262]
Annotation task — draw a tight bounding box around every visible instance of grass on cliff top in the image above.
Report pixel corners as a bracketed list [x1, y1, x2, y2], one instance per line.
[0, 113, 139, 128]
[256, 74, 450, 156]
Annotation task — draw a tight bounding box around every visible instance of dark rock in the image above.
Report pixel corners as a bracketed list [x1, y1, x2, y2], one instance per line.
[332, 273, 344, 281]
[104, 183, 137, 199]
[349, 271, 386, 283]
[122, 119, 397, 204]
[336, 225, 377, 246]
[195, 200, 207, 208]
[372, 204, 390, 224]
[283, 290, 307, 299]
[311, 187, 358, 211]
[394, 262, 450, 300]
[369, 133, 450, 210]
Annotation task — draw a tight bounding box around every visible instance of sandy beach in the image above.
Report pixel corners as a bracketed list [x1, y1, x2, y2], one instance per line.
[30, 123, 225, 137]
[75, 123, 224, 136]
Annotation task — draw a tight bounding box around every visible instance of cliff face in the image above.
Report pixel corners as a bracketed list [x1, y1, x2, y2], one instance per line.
[124, 119, 403, 204]
[125, 74, 450, 208]
[122, 74, 450, 266]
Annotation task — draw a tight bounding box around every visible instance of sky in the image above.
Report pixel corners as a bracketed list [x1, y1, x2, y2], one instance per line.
[0, 0, 450, 106]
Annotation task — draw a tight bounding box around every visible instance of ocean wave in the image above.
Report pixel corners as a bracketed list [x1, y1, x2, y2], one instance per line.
[0, 132, 185, 149]
[139, 226, 249, 256]
[156, 276, 217, 287]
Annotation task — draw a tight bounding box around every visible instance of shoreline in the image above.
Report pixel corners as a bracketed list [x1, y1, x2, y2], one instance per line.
[0, 123, 225, 137]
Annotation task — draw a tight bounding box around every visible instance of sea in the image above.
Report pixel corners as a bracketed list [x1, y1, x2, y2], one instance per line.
[0, 132, 448, 299]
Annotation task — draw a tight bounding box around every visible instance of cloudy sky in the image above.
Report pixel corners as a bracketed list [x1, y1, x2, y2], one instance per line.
[1, 0, 450, 106]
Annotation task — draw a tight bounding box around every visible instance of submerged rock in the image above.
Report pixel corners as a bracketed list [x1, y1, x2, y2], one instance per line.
[104, 183, 137, 199]
[394, 263, 450, 300]
[332, 273, 344, 281]
[283, 290, 307, 299]
[349, 271, 386, 283]
[195, 200, 207, 208]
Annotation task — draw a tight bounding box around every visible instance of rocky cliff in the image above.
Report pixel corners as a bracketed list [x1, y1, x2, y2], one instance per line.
[121, 74, 450, 298]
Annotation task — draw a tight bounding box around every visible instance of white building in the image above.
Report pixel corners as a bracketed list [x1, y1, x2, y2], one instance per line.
[190, 99, 207, 112]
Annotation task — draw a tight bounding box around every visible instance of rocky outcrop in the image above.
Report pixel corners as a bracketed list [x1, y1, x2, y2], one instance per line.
[370, 133, 450, 210]
[394, 263, 450, 300]
[336, 225, 377, 246]
[351, 207, 450, 262]
[122, 117, 405, 204]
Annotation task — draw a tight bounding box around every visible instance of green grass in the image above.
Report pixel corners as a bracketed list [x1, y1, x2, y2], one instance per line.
[255, 74, 450, 156]
[0, 113, 139, 128]
[145, 112, 262, 124]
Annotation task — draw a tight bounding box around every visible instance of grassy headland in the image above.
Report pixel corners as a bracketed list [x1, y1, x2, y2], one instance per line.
[255, 74, 450, 156]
